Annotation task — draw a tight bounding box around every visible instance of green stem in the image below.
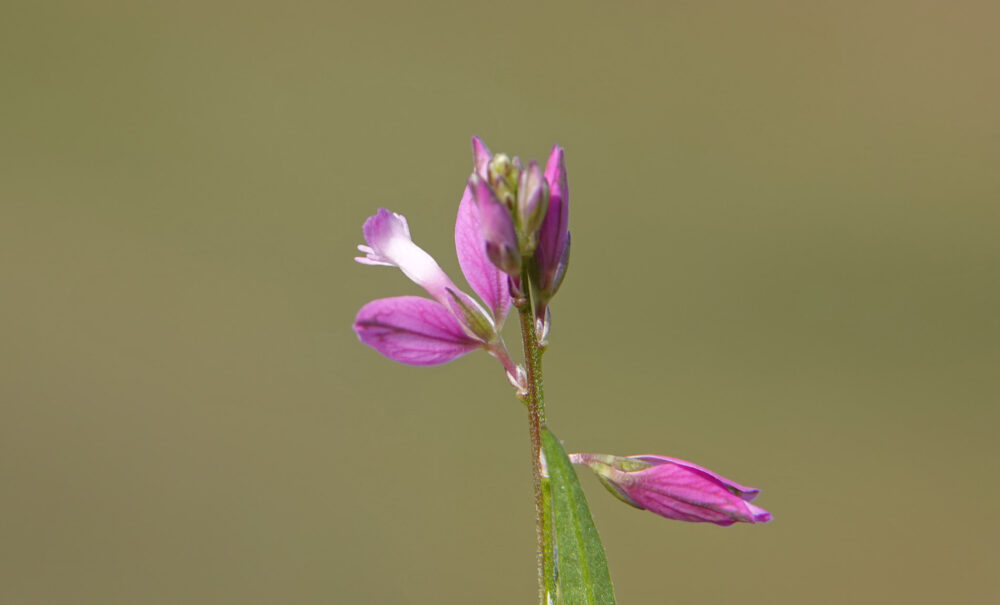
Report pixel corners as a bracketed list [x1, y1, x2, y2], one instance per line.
[517, 272, 554, 604]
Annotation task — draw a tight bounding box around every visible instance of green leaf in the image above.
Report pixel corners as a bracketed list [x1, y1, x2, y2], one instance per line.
[542, 427, 616, 605]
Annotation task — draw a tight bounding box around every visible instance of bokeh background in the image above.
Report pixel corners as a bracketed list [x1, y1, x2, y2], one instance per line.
[2, 1, 998, 603]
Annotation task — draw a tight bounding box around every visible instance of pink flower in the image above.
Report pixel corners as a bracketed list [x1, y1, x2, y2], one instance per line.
[355, 138, 571, 373]
[570, 453, 772, 526]
[353, 202, 519, 381]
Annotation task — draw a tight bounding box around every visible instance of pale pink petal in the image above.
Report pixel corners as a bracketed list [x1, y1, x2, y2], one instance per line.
[455, 186, 512, 322]
[355, 245, 394, 266]
[361, 209, 410, 257]
[358, 209, 458, 305]
[354, 296, 480, 366]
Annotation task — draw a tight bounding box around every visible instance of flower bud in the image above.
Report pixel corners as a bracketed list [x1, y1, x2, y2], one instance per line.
[469, 176, 522, 277]
[533, 145, 570, 304]
[444, 287, 498, 343]
[570, 453, 772, 526]
[487, 153, 515, 192]
[517, 160, 549, 251]
[471, 136, 492, 179]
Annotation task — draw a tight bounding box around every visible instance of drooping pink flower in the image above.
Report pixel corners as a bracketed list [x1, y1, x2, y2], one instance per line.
[354, 206, 518, 381]
[570, 452, 772, 526]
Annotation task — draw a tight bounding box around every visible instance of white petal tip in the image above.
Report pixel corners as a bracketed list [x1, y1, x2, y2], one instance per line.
[355, 256, 393, 266]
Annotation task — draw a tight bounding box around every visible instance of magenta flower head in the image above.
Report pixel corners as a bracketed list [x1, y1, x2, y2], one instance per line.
[570, 452, 772, 526]
[354, 200, 523, 386]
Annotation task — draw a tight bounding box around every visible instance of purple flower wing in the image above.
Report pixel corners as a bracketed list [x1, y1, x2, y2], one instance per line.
[354, 296, 480, 366]
[455, 185, 512, 322]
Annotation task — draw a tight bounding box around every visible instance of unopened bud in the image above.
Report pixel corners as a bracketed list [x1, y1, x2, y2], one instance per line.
[533, 145, 570, 304]
[487, 153, 515, 189]
[444, 288, 497, 343]
[517, 160, 549, 252]
[471, 136, 492, 179]
[569, 453, 773, 526]
[485, 240, 521, 276]
[469, 176, 521, 277]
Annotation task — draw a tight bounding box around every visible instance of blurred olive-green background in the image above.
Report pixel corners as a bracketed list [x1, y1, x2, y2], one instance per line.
[3, 1, 998, 603]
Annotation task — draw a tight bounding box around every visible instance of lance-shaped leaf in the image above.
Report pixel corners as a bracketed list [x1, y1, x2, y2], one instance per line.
[541, 428, 616, 605]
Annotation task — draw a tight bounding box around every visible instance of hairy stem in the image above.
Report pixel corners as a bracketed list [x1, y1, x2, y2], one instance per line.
[517, 272, 554, 604]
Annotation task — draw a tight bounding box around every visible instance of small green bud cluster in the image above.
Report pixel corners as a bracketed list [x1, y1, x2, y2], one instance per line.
[485, 153, 550, 259]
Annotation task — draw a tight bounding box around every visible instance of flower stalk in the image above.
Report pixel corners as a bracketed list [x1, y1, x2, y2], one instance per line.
[515, 266, 554, 604]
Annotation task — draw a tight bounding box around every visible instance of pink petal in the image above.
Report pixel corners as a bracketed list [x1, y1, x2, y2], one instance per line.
[455, 185, 512, 323]
[746, 502, 773, 523]
[627, 462, 771, 525]
[354, 296, 480, 366]
[633, 455, 761, 501]
[636, 490, 738, 525]
[469, 176, 521, 276]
